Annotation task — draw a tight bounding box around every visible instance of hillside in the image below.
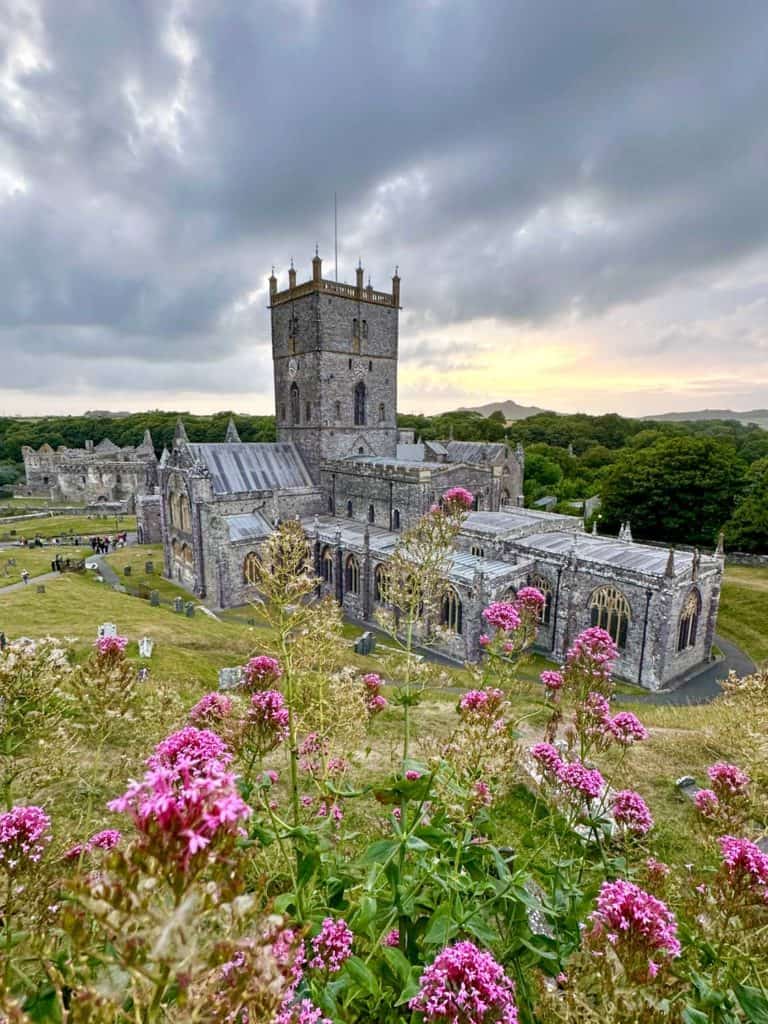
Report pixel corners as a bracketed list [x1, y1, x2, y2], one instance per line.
[646, 408, 768, 428]
[458, 398, 551, 420]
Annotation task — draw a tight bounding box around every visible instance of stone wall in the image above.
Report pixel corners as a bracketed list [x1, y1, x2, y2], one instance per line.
[136, 495, 162, 544]
[22, 446, 157, 510]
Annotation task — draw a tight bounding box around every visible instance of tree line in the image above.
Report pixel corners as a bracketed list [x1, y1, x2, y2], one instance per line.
[2, 408, 767, 552]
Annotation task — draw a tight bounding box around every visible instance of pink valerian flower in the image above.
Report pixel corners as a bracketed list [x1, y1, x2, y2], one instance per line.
[607, 712, 649, 745]
[576, 692, 611, 738]
[277, 1000, 332, 1024]
[405, 770, 422, 781]
[482, 602, 521, 633]
[472, 779, 493, 808]
[247, 689, 290, 747]
[63, 828, 122, 861]
[531, 743, 563, 780]
[316, 801, 344, 824]
[478, 633, 491, 648]
[442, 486, 474, 510]
[612, 790, 654, 835]
[557, 761, 604, 802]
[309, 917, 353, 973]
[326, 757, 349, 777]
[718, 835, 768, 904]
[242, 655, 282, 690]
[540, 670, 564, 693]
[383, 928, 400, 947]
[409, 940, 518, 1024]
[0, 806, 51, 873]
[298, 732, 328, 775]
[362, 673, 388, 715]
[108, 749, 251, 874]
[94, 634, 128, 658]
[459, 688, 505, 718]
[515, 587, 546, 612]
[645, 857, 671, 880]
[708, 762, 750, 798]
[694, 789, 720, 818]
[188, 692, 233, 726]
[564, 627, 618, 690]
[586, 879, 681, 979]
[367, 692, 388, 715]
[148, 726, 232, 772]
[362, 672, 382, 691]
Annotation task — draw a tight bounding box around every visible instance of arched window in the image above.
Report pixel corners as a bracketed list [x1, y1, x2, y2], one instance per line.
[472, 494, 480, 511]
[441, 587, 463, 634]
[362, 320, 368, 338]
[321, 546, 334, 584]
[345, 554, 360, 595]
[354, 381, 366, 425]
[334, 401, 341, 419]
[290, 383, 300, 425]
[500, 488, 511, 507]
[352, 318, 359, 338]
[346, 499, 353, 518]
[471, 544, 485, 557]
[243, 551, 260, 585]
[589, 586, 630, 649]
[280, 404, 286, 421]
[393, 509, 401, 530]
[327, 494, 334, 514]
[378, 402, 385, 422]
[368, 504, 375, 524]
[677, 589, 701, 651]
[305, 401, 311, 422]
[528, 573, 553, 625]
[374, 564, 390, 604]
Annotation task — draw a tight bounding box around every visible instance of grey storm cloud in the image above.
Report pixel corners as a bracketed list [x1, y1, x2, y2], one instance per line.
[2, 0, 768, 403]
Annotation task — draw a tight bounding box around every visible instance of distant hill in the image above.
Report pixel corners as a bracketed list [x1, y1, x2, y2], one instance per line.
[459, 399, 551, 420]
[645, 408, 768, 429]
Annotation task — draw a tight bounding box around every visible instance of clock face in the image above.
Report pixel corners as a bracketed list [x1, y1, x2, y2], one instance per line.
[287, 358, 298, 379]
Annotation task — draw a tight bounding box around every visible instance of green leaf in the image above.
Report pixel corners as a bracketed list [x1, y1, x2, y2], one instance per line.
[735, 985, 768, 1024]
[682, 1008, 710, 1024]
[424, 904, 457, 946]
[273, 891, 296, 913]
[360, 838, 400, 864]
[382, 946, 412, 985]
[343, 956, 380, 998]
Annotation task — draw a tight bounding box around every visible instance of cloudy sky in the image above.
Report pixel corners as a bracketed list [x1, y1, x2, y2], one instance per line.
[2, 0, 768, 418]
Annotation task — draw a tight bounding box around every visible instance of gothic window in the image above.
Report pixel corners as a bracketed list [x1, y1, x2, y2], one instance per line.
[500, 488, 512, 507]
[440, 587, 463, 634]
[369, 360, 373, 372]
[346, 499, 353, 518]
[589, 586, 630, 649]
[321, 546, 334, 584]
[362, 320, 368, 339]
[327, 494, 334, 513]
[305, 401, 311, 422]
[352, 318, 359, 338]
[393, 509, 401, 530]
[290, 383, 300, 425]
[527, 573, 553, 625]
[243, 551, 260, 585]
[116, 472, 122, 485]
[368, 504, 375, 524]
[348, 358, 352, 369]
[280, 404, 286, 422]
[334, 401, 341, 419]
[471, 544, 485, 557]
[354, 381, 366, 425]
[374, 564, 390, 604]
[378, 402, 385, 422]
[677, 589, 701, 651]
[345, 554, 360, 595]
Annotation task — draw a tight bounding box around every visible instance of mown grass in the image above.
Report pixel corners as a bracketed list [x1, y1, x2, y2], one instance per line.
[0, 544, 86, 586]
[0, 513, 136, 542]
[718, 564, 768, 665]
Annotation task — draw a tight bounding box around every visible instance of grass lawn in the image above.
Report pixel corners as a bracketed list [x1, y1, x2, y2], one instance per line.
[0, 513, 137, 542]
[0, 544, 85, 587]
[717, 563, 768, 665]
[99, 544, 196, 603]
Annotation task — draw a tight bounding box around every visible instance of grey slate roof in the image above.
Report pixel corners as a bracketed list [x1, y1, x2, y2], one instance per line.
[515, 531, 702, 576]
[446, 441, 507, 464]
[424, 440, 449, 457]
[463, 510, 579, 537]
[94, 438, 120, 454]
[223, 511, 274, 542]
[187, 442, 314, 494]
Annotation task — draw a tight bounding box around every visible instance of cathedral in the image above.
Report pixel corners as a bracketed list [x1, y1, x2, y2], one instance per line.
[151, 252, 723, 691]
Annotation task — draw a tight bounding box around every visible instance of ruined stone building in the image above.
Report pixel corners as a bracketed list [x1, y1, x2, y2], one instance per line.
[21, 432, 158, 511]
[156, 252, 723, 690]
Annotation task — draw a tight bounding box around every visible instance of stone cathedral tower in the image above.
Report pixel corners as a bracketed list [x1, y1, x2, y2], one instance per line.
[269, 250, 401, 480]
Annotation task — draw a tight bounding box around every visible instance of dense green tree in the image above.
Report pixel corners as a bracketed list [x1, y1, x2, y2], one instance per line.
[725, 457, 768, 553]
[600, 436, 744, 546]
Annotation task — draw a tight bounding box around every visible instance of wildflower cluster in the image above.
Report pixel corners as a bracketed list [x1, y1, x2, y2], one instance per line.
[586, 879, 681, 980]
[93, 634, 128, 658]
[482, 602, 521, 633]
[243, 654, 283, 690]
[409, 940, 518, 1023]
[308, 917, 354, 972]
[245, 689, 290, 753]
[108, 728, 250, 874]
[441, 486, 475, 511]
[362, 672, 388, 715]
[718, 835, 768, 905]
[0, 805, 51, 874]
[564, 626, 617, 696]
[611, 789, 654, 835]
[459, 687, 505, 719]
[188, 691, 234, 727]
[694, 761, 751, 830]
[64, 828, 122, 861]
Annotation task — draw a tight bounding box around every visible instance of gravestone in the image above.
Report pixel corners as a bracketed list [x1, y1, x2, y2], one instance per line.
[36, 584, 45, 594]
[145, 561, 154, 574]
[675, 776, 702, 802]
[184, 602, 195, 618]
[173, 597, 184, 614]
[7, 558, 15, 567]
[218, 667, 243, 691]
[98, 622, 118, 639]
[85, 561, 98, 570]
[123, 566, 132, 576]
[149, 590, 160, 607]
[138, 636, 154, 659]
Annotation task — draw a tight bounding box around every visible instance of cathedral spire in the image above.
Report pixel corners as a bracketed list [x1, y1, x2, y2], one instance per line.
[139, 428, 154, 451]
[173, 417, 189, 448]
[665, 549, 676, 578]
[225, 416, 241, 444]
